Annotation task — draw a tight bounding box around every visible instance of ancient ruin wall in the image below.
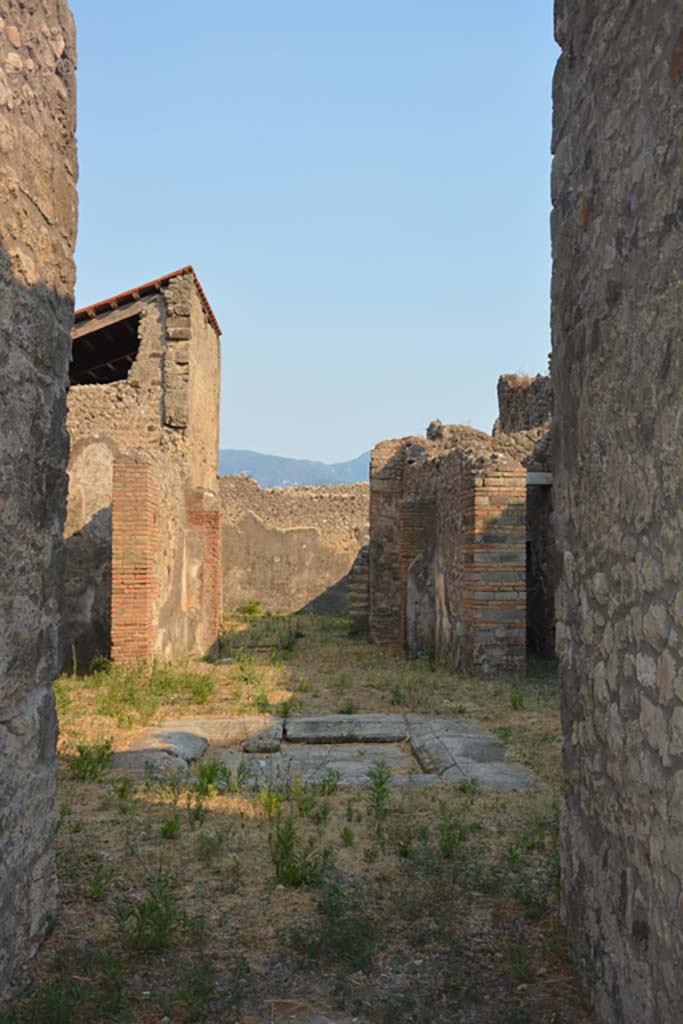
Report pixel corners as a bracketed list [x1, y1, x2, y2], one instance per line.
[220, 475, 369, 614]
[494, 373, 552, 434]
[0, 1, 77, 996]
[552, 7, 683, 1021]
[64, 275, 221, 659]
[368, 440, 410, 644]
[111, 452, 221, 663]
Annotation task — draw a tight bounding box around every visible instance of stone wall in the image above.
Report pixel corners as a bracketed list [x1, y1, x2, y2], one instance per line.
[220, 475, 369, 614]
[552, 5, 683, 1022]
[494, 373, 552, 434]
[368, 424, 528, 675]
[348, 546, 370, 634]
[0, 1, 77, 996]
[111, 452, 221, 663]
[64, 269, 221, 661]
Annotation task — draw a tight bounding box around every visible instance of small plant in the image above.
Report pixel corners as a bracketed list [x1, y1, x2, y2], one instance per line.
[340, 826, 354, 847]
[85, 862, 115, 900]
[160, 811, 182, 841]
[438, 802, 470, 860]
[269, 816, 332, 887]
[242, 601, 261, 615]
[197, 831, 224, 865]
[510, 688, 525, 711]
[310, 799, 331, 825]
[367, 760, 392, 831]
[253, 689, 271, 713]
[454, 703, 467, 715]
[287, 882, 377, 974]
[186, 792, 209, 830]
[276, 697, 296, 718]
[338, 697, 359, 715]
[116, 879, 184, 952]
[68, 739, 113, 780]
[195, 759, 224, 798]
[317, 769, 341, 796]
[110, 776, 135, 813]
[260, 784, 284, 820]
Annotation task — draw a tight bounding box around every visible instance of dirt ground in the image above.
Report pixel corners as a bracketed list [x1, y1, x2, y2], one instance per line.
[0, 614, 597, 1024]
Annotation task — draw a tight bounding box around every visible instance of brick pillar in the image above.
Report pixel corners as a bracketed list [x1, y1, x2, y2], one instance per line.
[461, 462, 527, 676]
[111, 455, 159, 663]
[369, 440, 405, 644]
[187, 489, 222, 653]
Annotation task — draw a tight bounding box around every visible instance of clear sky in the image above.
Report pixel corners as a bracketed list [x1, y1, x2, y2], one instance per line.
[70, 1, 557, 463]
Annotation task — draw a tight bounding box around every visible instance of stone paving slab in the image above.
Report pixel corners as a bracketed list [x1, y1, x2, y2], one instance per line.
[156, 716, 283, 748]
[285, 714, 408, 744]
[110, 748, 189, 778]
[111, 713, 537, 791]
[214, 741, 417, 788]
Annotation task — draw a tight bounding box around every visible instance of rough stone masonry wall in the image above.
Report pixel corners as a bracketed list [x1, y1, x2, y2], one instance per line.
[552, 5, 683, 1021]
[0, 1, 77, 997]
[111, 452, 221, 663]
[220, 475, 369, 614]
[64, 274, 221, 660]
[369, 426, 527, 675]
[495, 373, 552, 434]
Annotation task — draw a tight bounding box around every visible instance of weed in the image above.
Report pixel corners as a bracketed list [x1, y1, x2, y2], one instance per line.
[109, 776, 135, 813]
[454, 703, 467, 714]
[116, 878, 184, 952]
[1, 946, 129, 1023]
[53, 678, 71, 715]
[186, 792, 208, 830]
[317, 768, 341, 795]
[91, 662, 214, 726]
[310, 799, 331, 825]
[367, 759, 392, 831]
[253, 689, 271, 713]
[195, 758, 224, 798]
[287, 882, 377, 974]
[437, 802, 470, 859]
[338, 697, 359, 715]
[276, 697, 296, 717]
[389, 683, 407, 705]
[85, 862, 114, 900]
[510, 688, 525, 711]
[505, 939, 533, 984]
[242, 601, 261, 615]
[260, 784, 284, 819]
[68, 739, 113, 780]
[197, 831, 224, 865]
[269, 816, 332, 886]
[175, 956, 216, 1022]
[160, 811, 182, 840]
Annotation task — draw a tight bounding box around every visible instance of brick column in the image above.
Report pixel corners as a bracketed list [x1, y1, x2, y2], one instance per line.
[111, 455, 159, 663]
[461, 462, 527, 676]
[369, 440, 405, 644]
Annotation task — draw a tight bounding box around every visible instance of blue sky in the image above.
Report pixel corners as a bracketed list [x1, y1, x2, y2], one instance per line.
[70, 1, 557, 462]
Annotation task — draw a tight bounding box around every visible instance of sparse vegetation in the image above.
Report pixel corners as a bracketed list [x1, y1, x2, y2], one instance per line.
[4, 614, 594, 1024]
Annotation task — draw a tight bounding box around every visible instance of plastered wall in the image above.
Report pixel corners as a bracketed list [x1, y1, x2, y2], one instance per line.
[220, 475, 369, 614]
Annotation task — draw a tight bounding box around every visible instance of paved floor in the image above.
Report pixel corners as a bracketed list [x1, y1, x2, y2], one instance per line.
[111, 714, 537, 791]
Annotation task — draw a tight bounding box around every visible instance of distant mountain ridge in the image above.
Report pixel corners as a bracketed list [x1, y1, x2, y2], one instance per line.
[218, 449, 371, 488]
